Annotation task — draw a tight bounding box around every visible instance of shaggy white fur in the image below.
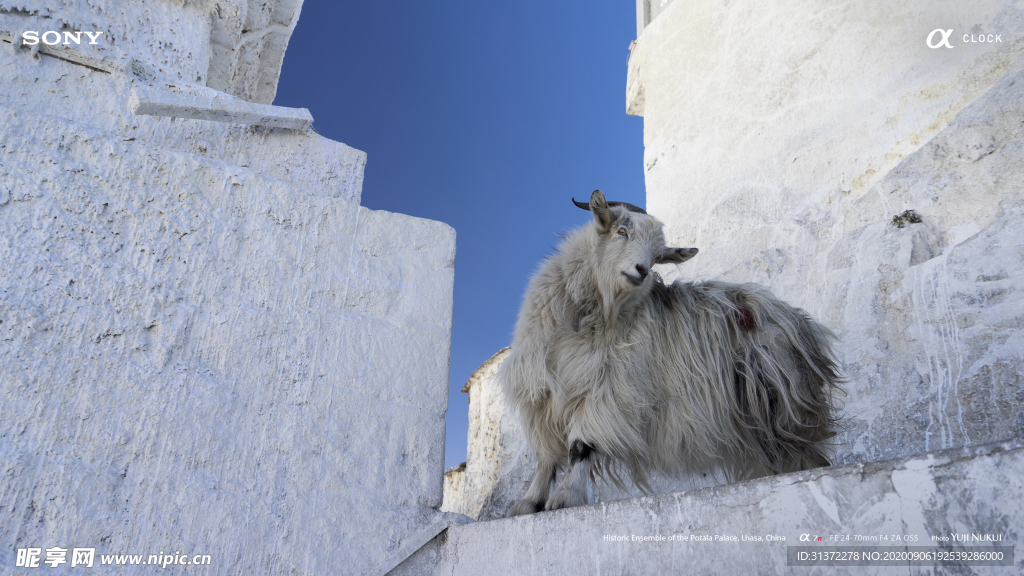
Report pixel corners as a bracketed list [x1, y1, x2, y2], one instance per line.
[501, 190, 840, 516]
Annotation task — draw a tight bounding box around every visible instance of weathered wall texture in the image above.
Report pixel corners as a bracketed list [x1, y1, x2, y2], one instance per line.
[0, 2, 455, 575]
[441, 348, 532, 522]
[629, 0, 1024, 467]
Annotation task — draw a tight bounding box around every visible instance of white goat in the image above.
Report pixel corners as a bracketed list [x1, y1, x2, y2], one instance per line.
[501, 190, 840, 515]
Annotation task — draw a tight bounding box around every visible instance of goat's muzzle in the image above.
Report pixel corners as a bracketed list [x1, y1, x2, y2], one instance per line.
[622, 271, 645, 286]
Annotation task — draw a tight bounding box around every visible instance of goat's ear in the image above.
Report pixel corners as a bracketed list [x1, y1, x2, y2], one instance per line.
[589, 190, 614, 232]
[657, 247, 698, 264]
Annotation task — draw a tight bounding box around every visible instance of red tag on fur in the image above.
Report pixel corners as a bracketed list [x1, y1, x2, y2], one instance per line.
[736, 308, 755, 331]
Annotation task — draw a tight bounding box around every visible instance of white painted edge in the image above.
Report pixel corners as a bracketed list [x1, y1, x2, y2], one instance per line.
[368, 511, 474, 576]
[129, 86, 313, 130]
[626, 35, 645, 117]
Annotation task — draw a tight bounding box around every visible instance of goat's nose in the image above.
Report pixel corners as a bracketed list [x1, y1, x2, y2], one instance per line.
[635, 264, 649, 279]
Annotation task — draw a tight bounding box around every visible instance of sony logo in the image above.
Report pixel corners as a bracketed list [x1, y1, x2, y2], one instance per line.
[21, 31, 105, 46]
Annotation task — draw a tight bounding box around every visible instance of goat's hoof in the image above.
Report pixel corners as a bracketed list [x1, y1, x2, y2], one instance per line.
[543, 489, 587, 512]
[507, 499, 544, 517]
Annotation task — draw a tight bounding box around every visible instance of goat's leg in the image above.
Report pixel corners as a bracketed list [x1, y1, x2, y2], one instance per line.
[544, 440, 593, 511]
[507, 460, 557, 517]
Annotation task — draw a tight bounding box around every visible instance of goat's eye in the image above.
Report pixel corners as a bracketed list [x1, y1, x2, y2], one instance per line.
[617, 227, 627, 237]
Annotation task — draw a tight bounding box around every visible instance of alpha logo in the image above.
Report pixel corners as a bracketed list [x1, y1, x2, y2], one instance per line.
[926, 29, 954, 49]
[21, 31, 105, 46]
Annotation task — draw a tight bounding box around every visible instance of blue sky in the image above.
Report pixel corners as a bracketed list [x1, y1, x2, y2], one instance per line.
[274, 2, 646, 469]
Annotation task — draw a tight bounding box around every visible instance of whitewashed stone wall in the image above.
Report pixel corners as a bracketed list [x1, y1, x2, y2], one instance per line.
[0, 2, 456, 575]
[441, 348, 533, 521]
[630, 0, 1024, 467]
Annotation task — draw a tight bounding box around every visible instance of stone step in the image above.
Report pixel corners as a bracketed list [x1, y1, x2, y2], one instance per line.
[0, 45, 365, 204]
[399, 440, 1023, 575]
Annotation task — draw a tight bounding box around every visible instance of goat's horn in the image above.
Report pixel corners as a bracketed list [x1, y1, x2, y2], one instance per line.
[609, 202, 647, 215]
[572, 197, 648, 215]
[573, 196, 643, 215]
[572, 197, 591, 211]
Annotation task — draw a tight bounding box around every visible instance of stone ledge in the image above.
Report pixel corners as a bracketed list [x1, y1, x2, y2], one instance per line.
[129, 85, 313, 129]
[373, 512, 473, 576]
[418, 440, 1024, 575]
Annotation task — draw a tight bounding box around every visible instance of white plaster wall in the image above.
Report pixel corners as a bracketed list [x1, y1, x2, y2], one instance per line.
[441, 348, 534, 522]
[0, 5, 456, 574]
[629, 0, 1024, 466]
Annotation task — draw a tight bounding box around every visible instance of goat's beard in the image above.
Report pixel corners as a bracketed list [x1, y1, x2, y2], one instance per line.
[598, 276, 651, 324]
